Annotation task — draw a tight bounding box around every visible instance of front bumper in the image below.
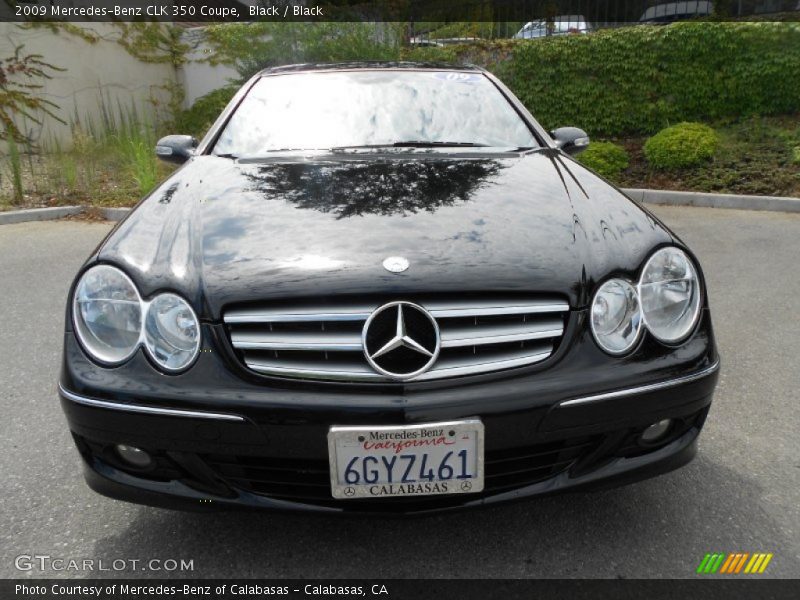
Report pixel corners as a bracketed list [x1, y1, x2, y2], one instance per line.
[59, 309, 720, 515]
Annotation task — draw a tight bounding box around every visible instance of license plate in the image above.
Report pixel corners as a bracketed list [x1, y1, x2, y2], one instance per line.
[327, 419, 484, 500]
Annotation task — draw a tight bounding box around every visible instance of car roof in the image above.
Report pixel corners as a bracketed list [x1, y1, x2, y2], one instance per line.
[258, 62, 483, 76]
[640, 1, 713, 20]
[525, 14, 587, 23]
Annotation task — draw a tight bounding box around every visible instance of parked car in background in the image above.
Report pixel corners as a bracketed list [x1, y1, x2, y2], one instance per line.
[514, 15, 592, 39]
[59, 62, 719, 514]
[408, 37, 445, 48]
[410, 36, 483, 47]
[435, 37, 483, 45]
[640, 1, 714, 23]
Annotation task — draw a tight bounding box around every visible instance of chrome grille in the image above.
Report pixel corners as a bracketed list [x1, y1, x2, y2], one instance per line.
[224, 296, 569, 382]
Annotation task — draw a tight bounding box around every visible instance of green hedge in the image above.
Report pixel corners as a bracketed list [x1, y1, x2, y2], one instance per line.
[405, 22, 800, 136]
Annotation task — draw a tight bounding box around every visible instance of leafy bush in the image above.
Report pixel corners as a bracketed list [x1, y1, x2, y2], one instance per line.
[174, 86, 237, 138]
[792, 146, 800, 165]
[404, 22, 800, 136]
[644, 122, 719, 170]
[577, 141, 629, 180]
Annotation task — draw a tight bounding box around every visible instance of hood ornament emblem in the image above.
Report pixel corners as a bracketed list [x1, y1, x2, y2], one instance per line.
[362, 301, 440, 380]
[382, 256, 409, 273]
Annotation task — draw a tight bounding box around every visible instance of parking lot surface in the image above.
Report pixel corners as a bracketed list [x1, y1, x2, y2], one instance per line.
[1, 205, 798, 578]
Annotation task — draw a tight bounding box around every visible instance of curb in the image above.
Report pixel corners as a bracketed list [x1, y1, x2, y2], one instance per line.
[0, 206, 131, 225]
[623, 188, 800, 213]
[100, 207, 132, 221]
[2, 189, 800, 225]
[0, 206, 84, 225]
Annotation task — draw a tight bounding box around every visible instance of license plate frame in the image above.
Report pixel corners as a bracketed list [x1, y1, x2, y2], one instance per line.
[327, 419, 484, 500]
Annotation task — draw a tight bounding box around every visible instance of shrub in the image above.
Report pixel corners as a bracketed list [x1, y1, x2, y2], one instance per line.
[577, 141, 629, 180]
[174, 86, 237, 137]
[644, 123, 719, 170]
[792, 146, 800, 165]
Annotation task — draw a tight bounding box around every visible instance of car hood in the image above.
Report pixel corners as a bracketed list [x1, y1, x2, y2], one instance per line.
[97, 152, 673, 319]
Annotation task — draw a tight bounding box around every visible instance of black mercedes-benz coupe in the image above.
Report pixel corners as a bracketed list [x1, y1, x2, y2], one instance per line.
[59, 63, 719, 514]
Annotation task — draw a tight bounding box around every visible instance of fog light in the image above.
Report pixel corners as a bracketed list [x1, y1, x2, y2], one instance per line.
[639, 419, 673, 444]
[114, 444, 153, 468]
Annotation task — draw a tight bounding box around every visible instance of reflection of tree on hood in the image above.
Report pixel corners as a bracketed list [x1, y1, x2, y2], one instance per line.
[240, 157, 504, 219]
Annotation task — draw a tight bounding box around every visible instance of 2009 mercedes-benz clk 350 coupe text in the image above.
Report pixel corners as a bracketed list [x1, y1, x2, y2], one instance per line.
[59, 63, 720, 514]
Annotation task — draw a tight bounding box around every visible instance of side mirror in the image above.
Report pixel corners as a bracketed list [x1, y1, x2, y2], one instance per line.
[155, 135, 197, 164]
[550, 127, 590, 156]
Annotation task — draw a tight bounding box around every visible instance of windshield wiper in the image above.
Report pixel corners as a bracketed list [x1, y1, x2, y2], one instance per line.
[392, 141, 489, 148]
[331, 141, 490, 151]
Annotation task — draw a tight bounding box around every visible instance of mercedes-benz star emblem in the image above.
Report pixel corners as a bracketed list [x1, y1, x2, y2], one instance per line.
[362, 301, 440, 380]
[382, 256, 409, 273]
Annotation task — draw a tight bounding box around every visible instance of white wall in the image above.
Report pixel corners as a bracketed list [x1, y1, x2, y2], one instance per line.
[0, 23, 179, 149]
[178, 27, 239, 108]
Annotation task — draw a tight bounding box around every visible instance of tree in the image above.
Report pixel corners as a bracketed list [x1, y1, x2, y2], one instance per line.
[202, 22, 402, 82]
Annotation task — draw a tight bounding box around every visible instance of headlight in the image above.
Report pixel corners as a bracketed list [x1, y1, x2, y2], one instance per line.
[72, 265, 142, 364]
[639, 247, 702, 343]
[144, 293, 201, 372]
[590, 279, 642, 355]
[73, 266, 201, 372]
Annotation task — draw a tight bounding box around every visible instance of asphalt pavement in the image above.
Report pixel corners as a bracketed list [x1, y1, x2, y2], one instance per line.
[0, 205, 798, 579]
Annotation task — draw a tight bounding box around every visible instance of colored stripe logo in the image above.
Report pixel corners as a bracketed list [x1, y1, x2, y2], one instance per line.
[697, 553, 773, 574]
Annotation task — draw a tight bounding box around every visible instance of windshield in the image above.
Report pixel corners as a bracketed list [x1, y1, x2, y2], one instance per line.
[212, 70, 538, 156]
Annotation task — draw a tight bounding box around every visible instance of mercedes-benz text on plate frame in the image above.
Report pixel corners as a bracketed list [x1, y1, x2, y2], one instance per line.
[58, 63, 719, 514]
[328, 420, 485, 499]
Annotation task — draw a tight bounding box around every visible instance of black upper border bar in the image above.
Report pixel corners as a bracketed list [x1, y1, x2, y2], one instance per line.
[3, 0, 800, 24]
